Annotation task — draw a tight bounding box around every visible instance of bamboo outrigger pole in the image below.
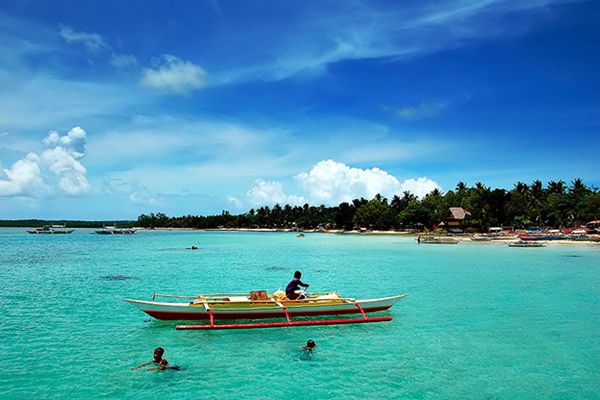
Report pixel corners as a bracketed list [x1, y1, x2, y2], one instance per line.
[176, 301, 393, 330]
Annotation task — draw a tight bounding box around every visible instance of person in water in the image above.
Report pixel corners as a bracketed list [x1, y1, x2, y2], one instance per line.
[302, 339, 317, 353]
[132, 347, 176, 371]
[286, 270, 309, 300]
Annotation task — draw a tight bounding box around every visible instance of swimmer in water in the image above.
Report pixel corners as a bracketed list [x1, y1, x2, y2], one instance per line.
[132, 347, 178, 371]
[302, 339, 317, 353]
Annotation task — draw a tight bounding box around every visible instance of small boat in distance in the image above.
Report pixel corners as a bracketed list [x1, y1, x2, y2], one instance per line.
[470, 236, 492, 242]
[418, 236, 459, 244]
[518, 234, 558, 241]
[94, 226, 137, 235]
[27, 224, 74, 234]
[122, 290, 408, 329]
[508, 241, 546, 247]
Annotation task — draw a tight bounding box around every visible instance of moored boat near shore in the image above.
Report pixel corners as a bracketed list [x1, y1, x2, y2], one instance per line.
[470, 236, 492, 241]
[508, 241, 546, 247]
[418, 236, 459, 244]
[27, 224, 74, 234]
[518, 234, 559, 241]
[94, 226, 137, 235]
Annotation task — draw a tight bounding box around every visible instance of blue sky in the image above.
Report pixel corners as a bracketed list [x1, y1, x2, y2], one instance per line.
[1, 0, 598, 220]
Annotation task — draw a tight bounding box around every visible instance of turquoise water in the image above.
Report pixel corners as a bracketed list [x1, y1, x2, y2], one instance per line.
[1, 228, 599, 399]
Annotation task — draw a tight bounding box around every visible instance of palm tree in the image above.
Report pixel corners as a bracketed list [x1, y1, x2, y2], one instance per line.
[475, 182, 488, 191]
[547, 180, 566, 195]
[529, 180, 546, 226]
[455, 182, 468, 192]
[428, 188, 443, 197]
[514, 182, 529, 195]
[402, 190, 416, 204]
[568, 179, 592, 226]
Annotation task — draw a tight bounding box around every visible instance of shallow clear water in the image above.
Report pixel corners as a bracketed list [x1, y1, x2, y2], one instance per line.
[1, 229, 599, 399]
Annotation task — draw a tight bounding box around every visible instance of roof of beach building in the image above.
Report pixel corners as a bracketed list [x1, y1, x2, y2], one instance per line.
[446, 207, 471, 220]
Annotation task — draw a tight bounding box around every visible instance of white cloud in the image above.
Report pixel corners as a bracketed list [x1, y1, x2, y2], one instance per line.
[128, 179, 157, 206]
[140, 55, 208, 94]
[58, 25, 137, 69]
[59, 25, 108, 52]
[400, 177, 442, 198]
[382, 102, 442, 120]
[246, 180, 306, 207]
[43, 126, 87, 158]
[0, 127, 92, 197]
[110, 53, 138, 68]
[227, 196, 244, 209]
[243, 160, 441, 208]
[0, 153, 48, 197]
[213, 0, 565, 85]
[295, 160, 440, 204]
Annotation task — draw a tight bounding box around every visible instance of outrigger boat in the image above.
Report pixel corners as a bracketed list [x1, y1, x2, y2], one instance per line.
[122, 291, 407, 330]
[417, 236, 459, 244]
[27, 224, 74, 234]
[94, 226, 137, 235]
[508, 241, 546, 247]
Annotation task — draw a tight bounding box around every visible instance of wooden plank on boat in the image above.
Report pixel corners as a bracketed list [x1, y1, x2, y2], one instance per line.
[176, 316, 393, 330]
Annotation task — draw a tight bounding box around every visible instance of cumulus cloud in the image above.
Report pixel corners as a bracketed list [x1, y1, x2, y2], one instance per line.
[0, 153, 48, 196]
[246, 180, 307, 207]
[295, 160, 440, 204]
[140, 55, 208, 94]
[243, 160, 441, 208]
[0, 127, 92, 197]
[43, 126, 87, 158]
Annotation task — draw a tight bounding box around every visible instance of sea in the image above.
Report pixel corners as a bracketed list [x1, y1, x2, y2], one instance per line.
[1, 228, 599, 399]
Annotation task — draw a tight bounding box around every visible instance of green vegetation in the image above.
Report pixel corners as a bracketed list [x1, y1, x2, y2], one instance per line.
[2, 180, 596, 231]
[134, 179, 599, 231]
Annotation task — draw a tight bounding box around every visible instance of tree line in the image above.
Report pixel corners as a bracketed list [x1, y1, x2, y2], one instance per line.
[135, 179, 600, 231]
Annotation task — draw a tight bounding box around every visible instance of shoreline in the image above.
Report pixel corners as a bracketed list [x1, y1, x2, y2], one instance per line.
[6, 225, 598, 246]
[203, 227, 600, 246]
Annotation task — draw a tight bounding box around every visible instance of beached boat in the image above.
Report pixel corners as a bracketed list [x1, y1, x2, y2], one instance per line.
[122, 291, 407, 329]
[27, 224, 74, 234]
[518, 234, 558, 241]
[470, 236, 492, 242]
[94, 226, 137, 235]
[508, 241, 546, 247]
[418, 236, 459, 244]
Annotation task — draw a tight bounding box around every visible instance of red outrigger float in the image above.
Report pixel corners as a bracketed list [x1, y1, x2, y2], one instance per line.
[123, 290, 407, 330]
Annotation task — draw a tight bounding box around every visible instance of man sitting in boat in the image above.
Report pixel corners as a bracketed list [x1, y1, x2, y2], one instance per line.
[286, 271, 310, 300]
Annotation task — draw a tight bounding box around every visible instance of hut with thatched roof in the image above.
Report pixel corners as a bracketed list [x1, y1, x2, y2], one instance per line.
[444, 207, 471, 231]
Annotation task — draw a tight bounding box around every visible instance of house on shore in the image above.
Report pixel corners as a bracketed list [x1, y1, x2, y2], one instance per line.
[445, 207, 471, 232]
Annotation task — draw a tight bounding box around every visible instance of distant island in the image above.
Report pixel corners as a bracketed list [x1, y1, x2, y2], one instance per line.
[132, 179, 598, 232]
[4, 179, 595, 233]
